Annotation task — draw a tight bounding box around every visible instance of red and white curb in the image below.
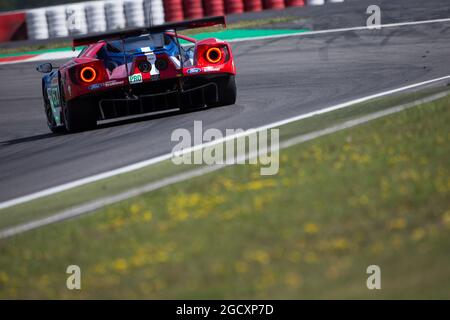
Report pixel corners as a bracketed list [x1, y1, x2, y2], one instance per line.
[0, 50, 80, 65]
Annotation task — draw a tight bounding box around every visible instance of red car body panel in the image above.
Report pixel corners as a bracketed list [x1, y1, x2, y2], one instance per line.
[57, 19, 235, 102]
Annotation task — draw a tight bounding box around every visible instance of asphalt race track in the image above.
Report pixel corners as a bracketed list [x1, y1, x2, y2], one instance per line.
[1, 0, 450, 202]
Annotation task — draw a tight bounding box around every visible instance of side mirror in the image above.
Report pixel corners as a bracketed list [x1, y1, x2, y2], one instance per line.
[36, 63, 53, 73]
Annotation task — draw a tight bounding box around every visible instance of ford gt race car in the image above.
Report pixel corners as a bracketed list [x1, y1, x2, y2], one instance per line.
[37, 16, 236, 133]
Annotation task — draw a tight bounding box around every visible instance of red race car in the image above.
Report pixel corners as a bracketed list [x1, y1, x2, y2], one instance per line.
[37, 16, 237, 133]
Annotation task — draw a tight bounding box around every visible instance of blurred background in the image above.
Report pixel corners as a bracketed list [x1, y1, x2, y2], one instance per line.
[0, 0, 341, 43]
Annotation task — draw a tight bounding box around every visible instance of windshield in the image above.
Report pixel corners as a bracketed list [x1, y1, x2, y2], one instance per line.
[108, 33, 168, 53]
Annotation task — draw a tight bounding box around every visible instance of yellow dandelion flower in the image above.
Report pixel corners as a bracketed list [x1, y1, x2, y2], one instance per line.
[155, 250, 169, 263]
[391, 235, 403, 249]
[210, 263, 225, 275]
[221, 178, 235, 190]
[142, 211, 153, 222]
[304, 223, 319, 235]
[343, 143, 352, 152]
[284, 273, 302, 289]
[131, 253, 147, 267]
[333, 161, 343, 170]
[359, 195, 369, 205]
[235, 261, 249, 274]
[370, 242, 384, 254]
[246, 179, 276, 190]
[442, 211, 450, 228]
[113, 259, 128, 272]
[305, 252, 318, 264]
[0, 271, 9, 284]
[130, 203, 141, 215]
[112, 217, 125, 229]
[249, 250, 270, 265]
[178, 210, 191, 220]
[221, 210, 236, 221]
[253, 196, 265, 211]
[411, 228, 426, 241]
[93, 264, 106, 275]
[332, 237, 350, 251]
[187, 193, 201, 206]
[388, 217, 407, 230]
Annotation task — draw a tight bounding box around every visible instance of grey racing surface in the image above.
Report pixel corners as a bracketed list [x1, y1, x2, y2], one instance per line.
[1, 0, 450, 202]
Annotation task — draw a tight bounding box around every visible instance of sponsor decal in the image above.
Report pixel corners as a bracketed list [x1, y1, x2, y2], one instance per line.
[128, 73, 143, 85]
[203, 66, 221, 72]
[88, 80, 125, 90]
[104, 80, 125, 87]
[141, 47, 151, 53]
[187, 67, 201, 74]
[47, 87, 61, 123]
[88, 83, 102, 90]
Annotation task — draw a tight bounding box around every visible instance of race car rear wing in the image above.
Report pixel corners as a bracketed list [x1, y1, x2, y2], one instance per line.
[72, 16, 227, 47]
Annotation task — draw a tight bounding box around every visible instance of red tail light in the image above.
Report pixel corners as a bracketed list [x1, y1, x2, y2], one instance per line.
[205, 47, 222, 63]
[80, 66, 97, 83]
[71, 61, 106, 85]
[196, 45, 229, 66]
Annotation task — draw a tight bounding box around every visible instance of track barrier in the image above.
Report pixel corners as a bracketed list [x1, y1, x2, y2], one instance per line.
[263, 0, 285, 10]
[105, 0, 126, 31]
[124, 0, 146, 28]
[85, 2, 107, 33]
[1, 0, 344, 42]
[285, 0, 305, 8]
[184, 0, 205, 19]
[244, 0, 263, 12]
[145, 0, 166, 25]
[163, 0, 184, 21]
[25, 9, 48, 40]
[225, 0, 245, 14]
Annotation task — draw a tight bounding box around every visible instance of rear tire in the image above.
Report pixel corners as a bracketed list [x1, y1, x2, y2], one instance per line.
[44, 95, 65, 133]
[64, 98, 98, 133]
[209, 75, 237, 107]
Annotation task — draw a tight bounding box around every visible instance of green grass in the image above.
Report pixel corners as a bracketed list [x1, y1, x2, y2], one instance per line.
[0, 91, 449, 299]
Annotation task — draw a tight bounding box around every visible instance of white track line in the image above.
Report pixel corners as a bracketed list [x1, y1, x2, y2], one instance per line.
[1, 74, 450, 211]
[2, 17, 450, 65]
[0, 91, 447, 239]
